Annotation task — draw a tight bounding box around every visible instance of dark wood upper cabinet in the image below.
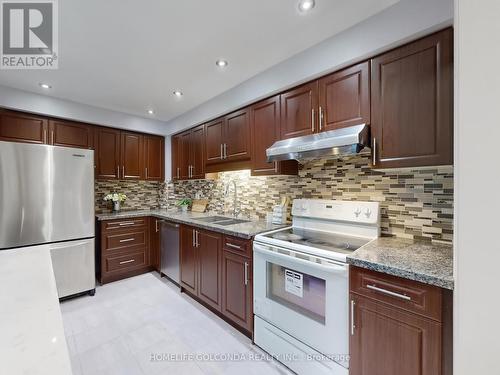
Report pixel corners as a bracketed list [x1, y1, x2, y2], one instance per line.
[318, 61, 370, 131]
[179, 130, 191, 180]
[205, 118, 224, 165]
[190, 124, 205, 179]
[144, 135, 164, 181]
[250, 95, 298, 176]
[197, 230, 222, 311]
[0, 110, 48, 144]
[280, 81, 318, 139]
[224, 108, 251, 162]
[222, 251, 253, 333]
[121, 131, 144, 180]
[371, 28, 453, 168]
[95, 127, 121, 180]
[48, 119, 94, 149]
[171, 134, 181, 180]
[180, 225, 198, 295]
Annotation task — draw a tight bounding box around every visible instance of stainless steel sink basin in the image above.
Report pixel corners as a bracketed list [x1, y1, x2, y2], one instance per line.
[214, 219, 251, 226]
[193, 216, 231, 223]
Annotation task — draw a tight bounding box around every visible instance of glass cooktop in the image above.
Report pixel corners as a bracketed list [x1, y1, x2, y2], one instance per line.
[262, 227, 371, 255]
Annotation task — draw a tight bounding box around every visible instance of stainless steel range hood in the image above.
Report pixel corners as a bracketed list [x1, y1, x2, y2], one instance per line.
[266, 124, 370, 162]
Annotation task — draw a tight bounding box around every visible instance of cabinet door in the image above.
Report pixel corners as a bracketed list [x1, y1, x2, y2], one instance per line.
[179, 130, 191, 180]
[280, 81, 318, 139]
[0, 110, 48, 144]
[205, 118, 224, 165]
[197, 230, 222, 311]
[190, 125, 205, 179]
[224, 108, 251, 162]
[149, 217, 161, 272]
[350, 294, 442, 375]
[48, 119, 94, 149]
[318, 61, 370, 131]
[222, 251, 253, 332]
[144, 135, 164, 181]
[121, 132, 144, 180]
[180, 226, 197, 295]
[95, 127, 121, 179]
[171, 134, 181, 180]
[371, 28, 453, 168]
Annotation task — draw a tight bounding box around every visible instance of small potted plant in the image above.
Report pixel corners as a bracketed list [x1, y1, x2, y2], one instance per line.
[177, 198, 192, 213]
[103, 193, 127, 212]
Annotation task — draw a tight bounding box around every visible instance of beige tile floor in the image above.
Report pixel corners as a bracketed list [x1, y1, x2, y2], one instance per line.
[60, 272, 293, 375]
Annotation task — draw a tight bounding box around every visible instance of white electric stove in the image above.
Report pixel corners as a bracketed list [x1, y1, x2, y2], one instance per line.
[253, 199, 380, 375]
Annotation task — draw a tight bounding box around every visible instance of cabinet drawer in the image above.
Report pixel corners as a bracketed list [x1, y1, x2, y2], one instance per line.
[102, 217, 147, 232]
[103, 230, 147, 252]
[350, 266, 442, 321]
[223, 235, 251, 257]
[105, 251, 145, 272]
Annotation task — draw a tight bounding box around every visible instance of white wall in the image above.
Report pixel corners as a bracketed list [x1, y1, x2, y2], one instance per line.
[0, 85, 168, 136]
[163, 0, 453, 136]
[454, 0, 500, 374]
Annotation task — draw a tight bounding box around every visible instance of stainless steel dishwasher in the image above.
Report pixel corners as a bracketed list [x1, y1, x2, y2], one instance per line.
[160, 221, 180, 285]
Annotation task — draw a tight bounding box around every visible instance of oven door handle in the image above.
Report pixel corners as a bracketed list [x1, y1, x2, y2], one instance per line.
[253, 243, 348, 274]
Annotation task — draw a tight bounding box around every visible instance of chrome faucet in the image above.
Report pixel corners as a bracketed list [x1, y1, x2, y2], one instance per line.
[224, 180, 240, 217]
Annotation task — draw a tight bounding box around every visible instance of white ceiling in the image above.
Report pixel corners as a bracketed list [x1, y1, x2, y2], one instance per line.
[0, 0, 397, 123]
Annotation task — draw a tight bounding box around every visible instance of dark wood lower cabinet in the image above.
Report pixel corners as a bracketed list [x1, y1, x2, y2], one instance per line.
[197, 230, 222, 311]
[222, 251, 253, 332]
[180, 225, 198, 294]
[349, 266, 452, 375]
[350, 293, 442, 375]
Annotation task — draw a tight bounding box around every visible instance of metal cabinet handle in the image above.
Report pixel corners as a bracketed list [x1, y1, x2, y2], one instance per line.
[119, 238, 135, 243]
[119, 259, 135, 265]
[366, 284, 411, 301]
[220, 144, 223, 160]
[195, 230, 199, 247]
[118, 222, 135, 226]
[155, 219, 159, 233]
[117, 166, 120, 179]
[192, 229, 196, 247]
[224, 144, 227, 159]
[145, 167, 148, 179]
[311, 108, 315, 132]
[244, 262, 249, 285]
[122, 166, 125, 178]
[350, 300, 355, 335]
[177, 167, 180, 179]
[319, 106, 323, 131]
[43, 129, 48, 143]
[372, 138, 377, 166]
[51, 130, 54, 144]
[226, 243, 241, 250]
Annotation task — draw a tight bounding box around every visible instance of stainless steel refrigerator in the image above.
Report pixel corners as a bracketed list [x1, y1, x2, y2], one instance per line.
[0, 141, 95, 298]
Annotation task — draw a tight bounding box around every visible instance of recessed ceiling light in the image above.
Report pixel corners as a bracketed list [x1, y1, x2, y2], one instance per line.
[147, 109, 155, 115]
[173, 90, 183, 97]
[39, 83, 51, 89]
[298, 0, 315, 12]
[215, 59, 228, 68]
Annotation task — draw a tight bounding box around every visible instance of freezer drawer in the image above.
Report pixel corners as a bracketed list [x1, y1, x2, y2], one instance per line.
[50, 238, 95, 298]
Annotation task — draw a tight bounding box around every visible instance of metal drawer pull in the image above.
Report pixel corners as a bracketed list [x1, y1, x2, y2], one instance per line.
[366, 284, 411, 301]
[192, 229, 196, 247]
[220, 144, 223, 159]
[350, 300, 355, 335]
[119, 238, 135, 243]
[372, 138, 377, 165]
[244, 262, 249, 285]
[195, 230, 199, 247]
[226, 243, 241, 250]
[119, 259, 135, 265]
[118, 222, 135, 226]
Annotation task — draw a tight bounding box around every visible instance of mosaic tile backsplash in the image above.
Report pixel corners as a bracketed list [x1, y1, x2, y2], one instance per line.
[95, 155, 453, 243]
[160, 155, 454, 244]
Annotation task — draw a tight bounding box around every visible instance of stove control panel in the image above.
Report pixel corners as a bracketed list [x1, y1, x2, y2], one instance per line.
[292, 199, 380, 225]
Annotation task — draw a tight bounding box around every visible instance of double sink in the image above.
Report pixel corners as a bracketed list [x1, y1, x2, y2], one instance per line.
[193, 215, 250, 226]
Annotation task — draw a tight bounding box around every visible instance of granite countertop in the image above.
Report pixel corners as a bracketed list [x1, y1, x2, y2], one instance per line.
[0, 245, 72, 375]
[95, 209, 287, 239]
[347, 237, 454, 290]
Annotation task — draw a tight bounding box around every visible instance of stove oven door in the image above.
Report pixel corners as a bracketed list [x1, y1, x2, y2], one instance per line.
[253, 242, 349, 368]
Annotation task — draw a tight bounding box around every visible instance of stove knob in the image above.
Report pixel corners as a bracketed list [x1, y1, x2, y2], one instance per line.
[364, 208, 372, 218]
[354, 208, 361, 218]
